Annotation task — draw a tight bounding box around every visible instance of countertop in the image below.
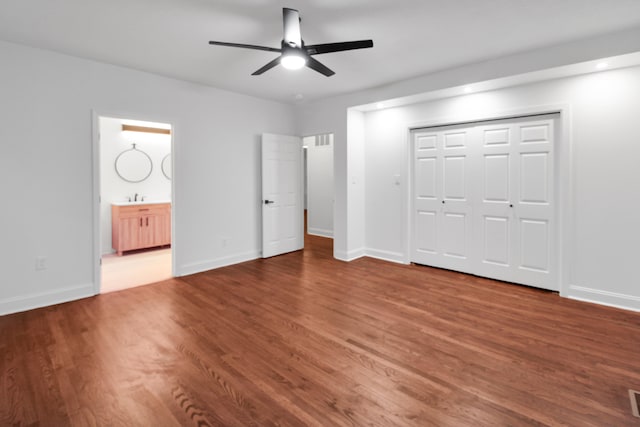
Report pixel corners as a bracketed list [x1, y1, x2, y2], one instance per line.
[111, 200, 171, 206]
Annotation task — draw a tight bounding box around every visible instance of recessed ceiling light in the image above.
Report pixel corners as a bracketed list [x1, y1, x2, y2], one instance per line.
[464, 86, 473, 93]
[596, 62, 609, 70]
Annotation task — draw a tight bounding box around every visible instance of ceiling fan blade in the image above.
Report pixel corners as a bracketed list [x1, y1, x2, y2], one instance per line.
[305, 40, 374, 55]
[209, 41, 281, 53]
[251, 57, 282, 75]
[306, 56, 335, 77]
[283, 8, 302, 47]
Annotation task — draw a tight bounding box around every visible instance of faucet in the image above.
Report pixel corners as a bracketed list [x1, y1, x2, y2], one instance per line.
[134, 193, 138, 202]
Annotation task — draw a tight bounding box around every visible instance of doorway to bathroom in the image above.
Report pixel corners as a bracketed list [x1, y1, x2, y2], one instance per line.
[97, 116, 173, 293]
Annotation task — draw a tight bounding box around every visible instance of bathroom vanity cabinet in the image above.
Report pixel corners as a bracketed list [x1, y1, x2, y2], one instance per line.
[112, 202, 171, 255]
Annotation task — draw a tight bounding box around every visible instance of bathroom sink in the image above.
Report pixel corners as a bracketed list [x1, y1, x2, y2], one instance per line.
[111, 200, 171, 206]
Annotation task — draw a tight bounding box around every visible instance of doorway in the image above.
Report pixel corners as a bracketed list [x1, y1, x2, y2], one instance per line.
[97, 116, 173, 293]
[260, 132, 334, 258]
[303, 133, 334, 239]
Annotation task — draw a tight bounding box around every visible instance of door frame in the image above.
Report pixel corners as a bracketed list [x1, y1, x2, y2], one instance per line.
[405, 104, 573, 296]
[91, 110, 178, 294]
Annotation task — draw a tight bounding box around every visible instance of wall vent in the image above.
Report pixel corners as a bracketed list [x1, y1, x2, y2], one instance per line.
[315, 134, 332, 147]
[630, 389, 640, 418]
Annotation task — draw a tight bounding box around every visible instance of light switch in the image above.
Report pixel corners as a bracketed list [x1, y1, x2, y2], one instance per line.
[35, 256, 47, 270]
[393, 174, 401, 185]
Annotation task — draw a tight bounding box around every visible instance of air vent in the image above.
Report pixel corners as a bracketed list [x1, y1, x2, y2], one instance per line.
[630, 389, 640, 418]
[315, 134, 332, 146]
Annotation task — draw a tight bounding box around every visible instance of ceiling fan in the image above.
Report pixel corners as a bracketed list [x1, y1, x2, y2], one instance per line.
[208, 8, 373, 77]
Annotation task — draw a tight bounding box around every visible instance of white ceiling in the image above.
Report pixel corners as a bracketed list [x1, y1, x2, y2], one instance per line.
[2, 0, 640, 104]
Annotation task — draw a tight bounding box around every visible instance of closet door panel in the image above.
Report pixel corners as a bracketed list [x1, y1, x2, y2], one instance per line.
[415, 210, 438, 254]
[416, 157, 437, 199]
[520, 152, 550, 204]
[519, 218, 550, 272]
[513, 118, 556, 289]
[412, 131, 442, 266]
[442, 212, 468, 259]
[475, 123, 515, 281]
[483, 154, 510, 202]
[439, 127, 473, 272]
[412, 126, 473, 271]
[443, 155, 467, 200]
[482, 215, 510, 267]
[443, 131, 467, 148]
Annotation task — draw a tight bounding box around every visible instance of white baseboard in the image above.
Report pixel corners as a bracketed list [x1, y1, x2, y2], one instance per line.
[176, 250, 261, 277]
[334, 247, 408, 264]
[0, 283, 95, 316]
[334, 248, 366, 262]
[567, 285, 640, 312]
[364, 248, 408, 264]
[307, 228, 334, 238]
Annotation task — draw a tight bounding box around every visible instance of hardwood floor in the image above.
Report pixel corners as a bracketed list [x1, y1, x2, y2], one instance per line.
[1, 234, 639, 426]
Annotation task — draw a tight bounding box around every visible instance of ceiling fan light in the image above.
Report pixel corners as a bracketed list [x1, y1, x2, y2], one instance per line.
[281, 53, 306, 70]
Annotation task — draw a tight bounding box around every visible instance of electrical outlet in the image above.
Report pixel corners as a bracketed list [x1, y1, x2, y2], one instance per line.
[35, 256, 47, 271]
[222, 238, 229, 248]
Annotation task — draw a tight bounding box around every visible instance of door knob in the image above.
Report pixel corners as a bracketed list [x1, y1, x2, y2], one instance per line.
[264, 200, 275, 205]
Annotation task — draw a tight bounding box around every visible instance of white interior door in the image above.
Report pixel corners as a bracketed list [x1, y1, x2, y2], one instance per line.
[411, 115, 557, 291]
[262, 133, 303, 258]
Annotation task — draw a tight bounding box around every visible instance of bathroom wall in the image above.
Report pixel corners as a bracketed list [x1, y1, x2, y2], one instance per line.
[99, 117, 172, 254]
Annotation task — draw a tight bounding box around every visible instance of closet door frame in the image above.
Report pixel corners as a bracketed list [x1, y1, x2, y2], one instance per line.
[405, 105, 573, 295]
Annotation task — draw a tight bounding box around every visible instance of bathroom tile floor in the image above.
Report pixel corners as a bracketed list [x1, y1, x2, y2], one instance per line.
[101, 247, 172, 293]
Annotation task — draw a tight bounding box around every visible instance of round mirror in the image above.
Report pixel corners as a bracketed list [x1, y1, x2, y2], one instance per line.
[161, 153, 172, 180]
[115, 144, 153, 183]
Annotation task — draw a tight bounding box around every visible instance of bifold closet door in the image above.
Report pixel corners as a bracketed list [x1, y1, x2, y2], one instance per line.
[412, 124, 475, 274]
[475, 117, 556, 290]
[411, 115, 557, 291]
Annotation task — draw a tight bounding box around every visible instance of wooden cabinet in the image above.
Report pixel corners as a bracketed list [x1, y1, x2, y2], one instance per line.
[112, 203, 171, 255]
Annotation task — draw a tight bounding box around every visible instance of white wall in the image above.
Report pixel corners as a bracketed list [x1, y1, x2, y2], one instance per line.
[343, 66, 640, 312]
[296, 26, 640, 264]
[297, 28, 640, 312]
[99, 117, 172, 254]
[0, 40, 295, 315]
[363, 107, 408, 263]
[305, 134, 334, 238]
[3, 25, 640, 315]
[360, 67, 640, 311]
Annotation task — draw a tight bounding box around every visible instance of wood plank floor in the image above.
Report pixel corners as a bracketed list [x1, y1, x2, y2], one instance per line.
[1, 234, 639, 426]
